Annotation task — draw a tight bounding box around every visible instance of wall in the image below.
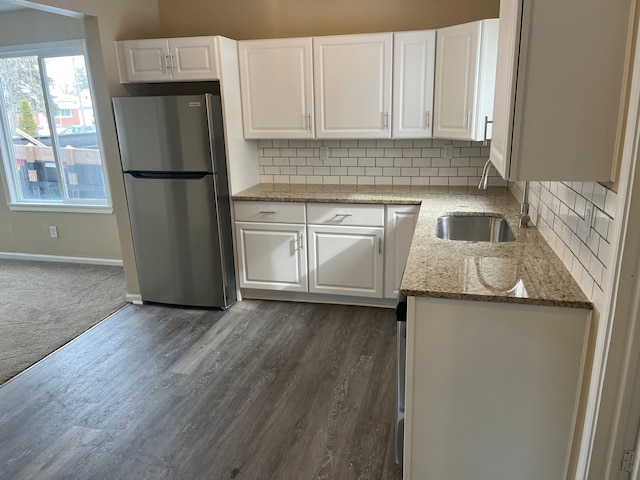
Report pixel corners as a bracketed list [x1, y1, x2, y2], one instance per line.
[0, 9, 123, 262]
[7, 0, 162, 294]
[157, 0, 500, 39]
[510, 179, 619, 478]
[511, 181, 617, 313]
[258, 138, 506, 187]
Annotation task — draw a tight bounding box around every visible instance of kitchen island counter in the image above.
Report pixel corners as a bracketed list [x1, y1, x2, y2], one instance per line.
[232, 183, 592, 309]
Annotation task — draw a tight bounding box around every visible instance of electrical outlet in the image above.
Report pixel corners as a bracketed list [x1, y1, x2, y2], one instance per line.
[49, 226, 58, 238]
[443, 145, 453, 159]
[320, 146, 329, 162]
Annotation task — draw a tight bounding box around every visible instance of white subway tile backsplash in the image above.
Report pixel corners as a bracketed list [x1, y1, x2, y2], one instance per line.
[512, 180, 618, 312]
[394, 158, 413, 168]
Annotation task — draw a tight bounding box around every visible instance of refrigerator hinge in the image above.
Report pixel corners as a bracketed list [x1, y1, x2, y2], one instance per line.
[621, 450, 636, 473]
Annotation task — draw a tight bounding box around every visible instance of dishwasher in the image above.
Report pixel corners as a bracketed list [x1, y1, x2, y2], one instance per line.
[395, 294, 407, 465]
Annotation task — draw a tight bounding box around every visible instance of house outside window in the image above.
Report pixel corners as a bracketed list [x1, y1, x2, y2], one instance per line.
[0, 40, 111, 211]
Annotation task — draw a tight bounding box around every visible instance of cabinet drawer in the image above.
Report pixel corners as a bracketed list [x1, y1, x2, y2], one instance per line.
[234, 201, 306, 223]
[307, 203, 384, 226]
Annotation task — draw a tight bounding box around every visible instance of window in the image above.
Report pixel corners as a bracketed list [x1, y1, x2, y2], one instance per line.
[0, 41, 110, 210]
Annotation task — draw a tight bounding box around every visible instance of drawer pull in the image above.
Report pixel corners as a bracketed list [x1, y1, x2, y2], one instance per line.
[259, 211, 276, 214]
[334, 213, 352, 218]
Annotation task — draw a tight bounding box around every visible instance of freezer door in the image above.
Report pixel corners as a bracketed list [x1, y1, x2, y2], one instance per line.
[113, 95, 213, 173]
[124, 173, 228, 307]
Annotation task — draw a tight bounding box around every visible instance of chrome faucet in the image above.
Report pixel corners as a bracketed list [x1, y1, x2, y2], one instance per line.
[478, 159, 492, 189]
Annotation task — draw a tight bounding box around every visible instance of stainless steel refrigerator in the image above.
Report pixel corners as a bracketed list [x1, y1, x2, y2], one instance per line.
[113, 93, 236, 309]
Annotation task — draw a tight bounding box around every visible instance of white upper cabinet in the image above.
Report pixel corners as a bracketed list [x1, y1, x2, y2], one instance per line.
[433, 20, 499, 141]
[238, 38, 314, 139]
[116, 37, 219, 83]
[392, 31, 436, 138]
[490, 0, 629, 181]
[313, 33, 393, 138]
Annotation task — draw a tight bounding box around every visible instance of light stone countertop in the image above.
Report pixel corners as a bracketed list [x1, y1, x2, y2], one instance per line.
[232, 183, 593, 309]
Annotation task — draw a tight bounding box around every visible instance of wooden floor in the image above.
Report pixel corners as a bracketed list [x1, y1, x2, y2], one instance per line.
[0, 299, 402, 480]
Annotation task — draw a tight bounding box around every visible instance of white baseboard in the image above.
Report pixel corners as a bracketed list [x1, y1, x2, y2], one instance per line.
[126, 293, 143, 304]
[0, 252, 123, 267]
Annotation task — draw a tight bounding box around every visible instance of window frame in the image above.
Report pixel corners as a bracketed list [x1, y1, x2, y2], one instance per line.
[0, 39, 112, 213]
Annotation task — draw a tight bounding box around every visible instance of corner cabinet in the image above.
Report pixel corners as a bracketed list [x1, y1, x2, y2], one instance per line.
[237, 38, 314, 139]
[392, 31, 436, 139]
[433, 20, 499, 141]
[490, 0, 630, 181]
[384, 204, 419, 298]
[313, 33, 393, 139]
[116, 36, 219, 83]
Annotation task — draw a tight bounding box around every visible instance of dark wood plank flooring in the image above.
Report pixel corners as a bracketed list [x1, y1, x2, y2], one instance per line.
[0, 300, 402, 480]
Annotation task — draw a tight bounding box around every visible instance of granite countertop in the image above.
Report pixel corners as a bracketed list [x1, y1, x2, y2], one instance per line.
[232, 183, 593, 309]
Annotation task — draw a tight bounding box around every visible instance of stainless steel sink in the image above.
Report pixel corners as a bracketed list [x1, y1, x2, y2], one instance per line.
[436, 214, 515, 242]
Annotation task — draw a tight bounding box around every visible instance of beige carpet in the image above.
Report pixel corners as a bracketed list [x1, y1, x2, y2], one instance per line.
[0, 259, 127, 385]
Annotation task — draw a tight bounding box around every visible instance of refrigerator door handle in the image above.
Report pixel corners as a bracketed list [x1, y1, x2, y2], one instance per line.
[210, 170, 230, 306]
[128, 171, 209, 180]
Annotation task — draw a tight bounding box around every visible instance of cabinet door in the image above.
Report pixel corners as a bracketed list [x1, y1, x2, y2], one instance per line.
[433, 22, 479, 140]
[236, 222, 307, 292]
[433, 20, 498, 142]
[169, 37, 219, 81]
[117, 39, 171, 83]
[490, 0, 520, 179]
[392, 31, 436, 139]
[384, 205, 419, 298]
[238, 38, 314, 139]
[313, 33, 392, 138]
[308, 225, 384, 297]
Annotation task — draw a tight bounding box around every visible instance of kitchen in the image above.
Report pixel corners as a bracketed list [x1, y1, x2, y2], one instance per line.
[0, 0, 639, 478]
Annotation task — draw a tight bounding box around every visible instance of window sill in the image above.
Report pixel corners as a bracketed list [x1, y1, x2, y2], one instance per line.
[8, 203, 114, 214]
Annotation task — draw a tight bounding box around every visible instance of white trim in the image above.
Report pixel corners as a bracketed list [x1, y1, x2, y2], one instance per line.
[8, 204, 113, 214]
[0, 252, 122, 266]
[125, 293, 143, 305]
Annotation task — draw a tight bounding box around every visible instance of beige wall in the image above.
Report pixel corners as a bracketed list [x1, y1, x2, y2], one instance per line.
[157, 0, 500, 39]
[1, 0, 162, 294]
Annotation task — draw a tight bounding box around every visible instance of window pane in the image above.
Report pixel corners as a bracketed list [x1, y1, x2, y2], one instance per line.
[45, 55, 106, 201]
[0, 55, 62, 201]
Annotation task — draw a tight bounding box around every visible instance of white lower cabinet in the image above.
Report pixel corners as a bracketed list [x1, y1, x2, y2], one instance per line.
[234, 201, 307, 292]
[235, 201, 410, 301]
[385, 205, 419, 298]
[404, 296, 591, 480]
[308, 225, 384, 297]
[235, 222, 307, 292]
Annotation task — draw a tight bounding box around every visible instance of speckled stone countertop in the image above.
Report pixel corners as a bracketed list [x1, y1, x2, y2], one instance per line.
[232, 183, 592, 309]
